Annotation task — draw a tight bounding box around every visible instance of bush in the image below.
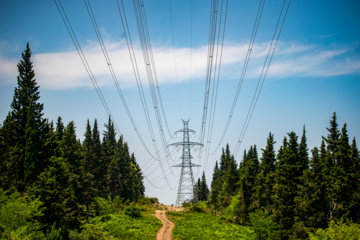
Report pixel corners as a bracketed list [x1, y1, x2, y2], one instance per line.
[0, 189, 45, 239]
[124, 203, 141, 218]
[68, 224, 107, 240]
[189, 201, 208, 213]
[249, 210, 279, 240]
[92, 197, 115, 216]
[137, 197, 158, 205]
[308, 220, 360, 240]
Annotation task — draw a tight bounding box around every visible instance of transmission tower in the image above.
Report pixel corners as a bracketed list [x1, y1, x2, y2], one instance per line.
[168, 120, 203, 206]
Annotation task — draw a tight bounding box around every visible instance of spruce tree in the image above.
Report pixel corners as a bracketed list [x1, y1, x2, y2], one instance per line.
[92, 119, 103, 196]
[1, 43, 46, 191]
[336, 124, 359, 221]
[253, 133, 276, 213]
[274, 132, 302, 239]
[24, 101, 37, 187]
[299, 126, 309, 172]
[209, 161, 221, 213]
[81, 119, 95, 219]
[236, 145, 259, 224]
[101, 116, 117, 198]
[219, 144, 239, 207]
[131, 153, 145, 200]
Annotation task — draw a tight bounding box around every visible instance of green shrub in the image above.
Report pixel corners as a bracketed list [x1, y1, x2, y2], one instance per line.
[168, 211, 254, 240]
[68, 224, 107, 240]
[189, 201, 208, 213]
[92, 197, 115, 216]
[124, 203, 141, 218]
[137, 197, 158, 205]
[0, 189, 45, 239]
[249, 210, 279, 240]
[308, 220, 360, 240]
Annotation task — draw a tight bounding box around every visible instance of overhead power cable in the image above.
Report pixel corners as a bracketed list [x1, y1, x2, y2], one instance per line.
[168, 0, 183, 119]
[198, 0, 229, 174]
[83, 0, 156, 159]
[116, 0, 173, 189]
[212, 0, 266, 154]
[131, 0, 175, 173]
[234, 0, 292, 156]
[202, 0, 229, 173]
[54, 0, 121, 135]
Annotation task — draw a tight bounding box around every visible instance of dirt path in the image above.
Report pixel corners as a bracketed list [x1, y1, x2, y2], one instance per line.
[155, 210, 175, 240]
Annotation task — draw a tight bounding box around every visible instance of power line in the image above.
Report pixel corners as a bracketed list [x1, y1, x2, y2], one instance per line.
[168, 0, 183, 120]
[212, 0, 266, 155]
[116, 0, 173, 189]
[202, 0, 229, 173]
[54, 0, 121, 135]
[234, 0, 292, 156]
[131, 0, 175, 174]
[83, 0, 156, 160]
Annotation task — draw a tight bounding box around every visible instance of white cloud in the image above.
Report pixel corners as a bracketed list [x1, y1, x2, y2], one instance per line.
[0, 41, 359, 90]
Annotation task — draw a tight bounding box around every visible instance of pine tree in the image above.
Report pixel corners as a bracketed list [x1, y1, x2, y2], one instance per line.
[60, 121, 83, 211]
[299, 126, 309, 172]
[101, 116, 117, 198]
[130, 153, 145, 200]
[196, 172, 210, 202]
[1, 43, 47, 191]
[236, 145, 259, 224]
[201, 171, 210, 201]
[273, 132, 302, 239]
[336, 124, 359, 221]
[253, 132, 276, 213]
[218, 144, 239, 207]
[92, 119, 103, 196]
[24, 101, 38, 187]
[209, 161, 221, 213]
[81, 119, 95, 219]
[323, 112, 340, 158]
[108, 136, 125, 200]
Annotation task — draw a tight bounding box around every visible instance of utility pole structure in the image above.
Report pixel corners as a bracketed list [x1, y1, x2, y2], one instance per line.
[168, 120, 203, 206]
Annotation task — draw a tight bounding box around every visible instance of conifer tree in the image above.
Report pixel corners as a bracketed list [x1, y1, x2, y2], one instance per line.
[236, 145, 259, 224]
[219, 144, 239, 207]
[131, 153, 145, 200]
[1, 43, 46, 191]
[24, 101, 37, 187]
[299, 126, 309, 172]
[209, 161, 221, 213]
[336, 124, 359, 221]
[253, 133, 276, 213]
[196, 172, 210, 202]
[92, 119, 103, 196]
[60, 121, 83, 208]
[108, 136, 125, 200]
[101, 117, 117, 198]
[81, 120, 95, 219]
[274, 132, 302, 239]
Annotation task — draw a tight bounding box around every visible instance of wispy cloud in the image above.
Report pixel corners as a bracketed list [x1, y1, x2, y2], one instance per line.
[0, 41, 359, 90]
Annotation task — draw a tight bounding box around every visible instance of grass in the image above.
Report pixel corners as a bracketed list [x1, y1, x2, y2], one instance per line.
[168, 211, 255, 240]
[70, 210, 162, 239]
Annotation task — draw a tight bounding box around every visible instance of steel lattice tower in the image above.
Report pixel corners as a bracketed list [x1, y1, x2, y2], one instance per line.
[168, 120, 203, 206]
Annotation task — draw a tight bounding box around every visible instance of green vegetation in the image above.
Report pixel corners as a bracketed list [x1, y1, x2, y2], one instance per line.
[308, 220, 360, 240]
[69, 208, 161, 240]
[206, 114, 360, 239]
[168, 211, 254, 240]
[0, 43, 148, 238]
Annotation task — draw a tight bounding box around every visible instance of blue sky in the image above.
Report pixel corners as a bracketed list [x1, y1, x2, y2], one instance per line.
[1, 0, 360, 205]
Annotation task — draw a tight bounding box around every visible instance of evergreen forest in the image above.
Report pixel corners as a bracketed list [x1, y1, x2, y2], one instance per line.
[0, 43, 148, 239]
[202, 113, 360, 239]
[1, 43, 360, 240]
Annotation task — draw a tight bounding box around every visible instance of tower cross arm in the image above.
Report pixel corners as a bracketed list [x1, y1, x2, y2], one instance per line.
[167, 142, 204, 147]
